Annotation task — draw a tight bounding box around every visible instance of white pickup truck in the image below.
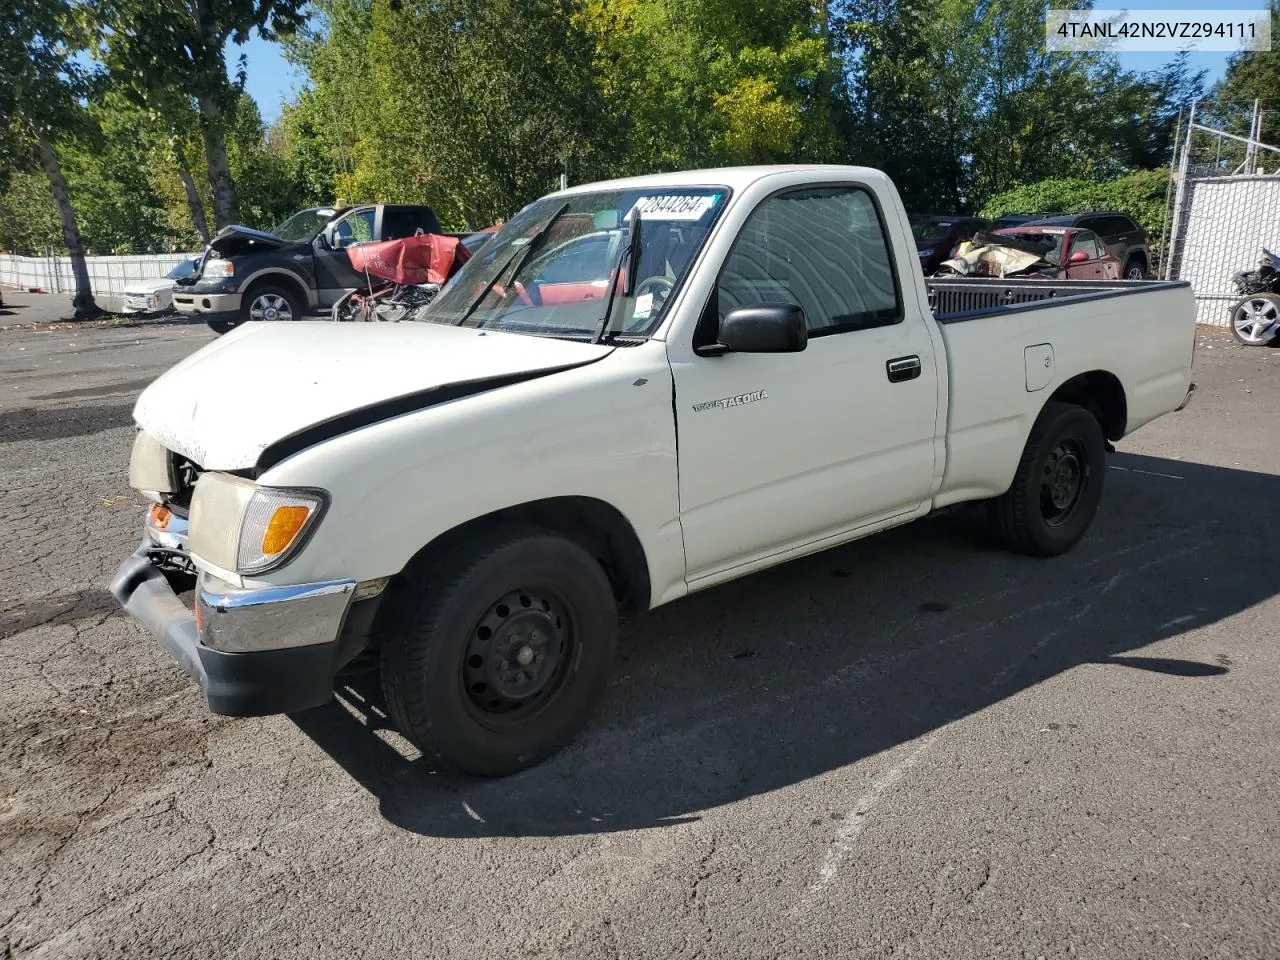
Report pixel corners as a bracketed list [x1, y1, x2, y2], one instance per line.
[112, 164, 1197, 776]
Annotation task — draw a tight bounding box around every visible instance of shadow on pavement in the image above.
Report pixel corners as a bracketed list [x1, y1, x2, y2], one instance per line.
[291, 452, 1275, 838]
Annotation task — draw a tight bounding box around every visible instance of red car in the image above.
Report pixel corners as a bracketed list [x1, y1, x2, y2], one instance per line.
[992, 225, 1121, 280]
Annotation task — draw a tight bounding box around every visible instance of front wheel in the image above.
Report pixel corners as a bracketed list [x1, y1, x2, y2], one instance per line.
[1124, 259, 1147, 281]
[240, 284, 303, 325]
[380, 526, 618, 776]
[1230, 293, 1280, 345]
[987, 401, 1106, 557]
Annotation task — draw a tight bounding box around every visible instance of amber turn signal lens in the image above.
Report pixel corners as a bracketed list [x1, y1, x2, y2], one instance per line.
[261, 505, 313, 556]
[148, 503, 172, 530]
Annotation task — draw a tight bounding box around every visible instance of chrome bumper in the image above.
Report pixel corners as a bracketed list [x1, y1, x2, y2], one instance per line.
[109, 514, 358, 716]
[172, 291, 241, 316]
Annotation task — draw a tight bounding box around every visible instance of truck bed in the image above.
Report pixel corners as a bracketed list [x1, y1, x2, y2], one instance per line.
[927, 278, 1192, 322]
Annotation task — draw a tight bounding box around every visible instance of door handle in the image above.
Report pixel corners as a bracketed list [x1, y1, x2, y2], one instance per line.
[886, 355, 922, 383]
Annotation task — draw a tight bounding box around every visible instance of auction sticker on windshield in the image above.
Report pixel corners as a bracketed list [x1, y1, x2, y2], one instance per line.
[628, 193, 722, 221]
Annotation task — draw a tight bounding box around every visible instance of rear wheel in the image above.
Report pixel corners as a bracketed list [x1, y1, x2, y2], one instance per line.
[987, 401, 1106, 557]
[1123, 258, 1147, 281]
[381, 526, 618, 776]
[1230, 293, 1280, 345]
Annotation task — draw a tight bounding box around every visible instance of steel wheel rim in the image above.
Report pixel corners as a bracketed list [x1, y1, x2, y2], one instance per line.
[249, 293, 293, 322]
[461, 588, 575, 727]
[1040, 439, 1087, 527]
[1234, 298, 1276, 343]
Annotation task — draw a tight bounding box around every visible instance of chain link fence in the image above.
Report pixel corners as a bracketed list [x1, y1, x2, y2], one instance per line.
[1165, 101, 1280, 327]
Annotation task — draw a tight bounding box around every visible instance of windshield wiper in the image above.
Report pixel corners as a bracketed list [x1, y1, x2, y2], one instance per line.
[453, 202, 570, 326]
[592, 206, 642, 344]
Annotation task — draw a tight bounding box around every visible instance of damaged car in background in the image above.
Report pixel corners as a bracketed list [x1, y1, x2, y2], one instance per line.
[934, 226, 1121, 281]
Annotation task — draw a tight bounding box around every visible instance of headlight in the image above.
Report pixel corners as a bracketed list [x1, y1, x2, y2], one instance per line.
[204, 258, 234, 278]
[128, 430, 177, 497]
[188, 472, 327, 575]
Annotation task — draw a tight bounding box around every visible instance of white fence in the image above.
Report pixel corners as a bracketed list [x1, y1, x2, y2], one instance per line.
[0, 252, 200, 297]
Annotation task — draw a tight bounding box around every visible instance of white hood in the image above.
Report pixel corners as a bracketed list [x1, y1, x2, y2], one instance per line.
[123, 277, 177, 295]
[133, 321, 614, 469]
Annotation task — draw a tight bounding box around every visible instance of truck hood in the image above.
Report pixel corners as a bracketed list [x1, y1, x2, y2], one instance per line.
[207, 224, 290, 254]
[133, 321, 615, 470]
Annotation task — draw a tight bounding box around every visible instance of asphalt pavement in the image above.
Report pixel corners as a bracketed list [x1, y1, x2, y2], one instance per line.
[2, 321, 1278, 959]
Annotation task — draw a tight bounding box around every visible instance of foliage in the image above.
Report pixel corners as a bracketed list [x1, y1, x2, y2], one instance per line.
[94, 0, 309, 225]
[979, 168, 1172, 258]
[9, 0, 1211, 255]
[0, 171, 63, 254]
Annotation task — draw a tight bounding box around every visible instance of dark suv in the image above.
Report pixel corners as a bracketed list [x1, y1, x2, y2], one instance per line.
[1024, 212, 1151, 280]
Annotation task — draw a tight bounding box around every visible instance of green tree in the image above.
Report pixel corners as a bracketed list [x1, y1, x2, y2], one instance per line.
[0, 171, 62, 255]
[95, 0, 308, 228]
[0, 0, 101, 317]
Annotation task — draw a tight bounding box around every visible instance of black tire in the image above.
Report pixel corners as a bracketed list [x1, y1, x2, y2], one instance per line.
[206, 317, 239, 335]
[987, 401, 1106, 557]
[380, 525, 617, 776]
[1123, 257, 1147, 281]
[239, 283, 303, 325]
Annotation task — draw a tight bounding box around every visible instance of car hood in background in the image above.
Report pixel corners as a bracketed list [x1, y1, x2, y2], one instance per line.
[123, 277, 178, 296]
[133, 321, 615, 470]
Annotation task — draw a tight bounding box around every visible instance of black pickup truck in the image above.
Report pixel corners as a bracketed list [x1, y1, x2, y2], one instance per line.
[173, 204, 443, 334]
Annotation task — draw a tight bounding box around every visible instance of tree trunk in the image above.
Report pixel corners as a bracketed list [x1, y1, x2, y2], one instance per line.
[176, 162, 211, 244]
[34, 132, 100, 320]
[197, 94, 237, 228]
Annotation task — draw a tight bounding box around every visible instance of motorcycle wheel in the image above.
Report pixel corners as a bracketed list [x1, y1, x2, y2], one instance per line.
[1230, 293, 1280, 346]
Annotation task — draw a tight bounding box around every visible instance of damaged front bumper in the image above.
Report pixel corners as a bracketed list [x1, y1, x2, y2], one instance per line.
[109, 512, 362, 716]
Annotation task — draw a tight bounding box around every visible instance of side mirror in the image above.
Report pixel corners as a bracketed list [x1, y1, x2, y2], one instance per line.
[698, 303, 808, 356]
[1069, 250, 1090, 263]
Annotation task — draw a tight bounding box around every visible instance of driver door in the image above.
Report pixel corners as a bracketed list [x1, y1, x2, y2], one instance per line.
[313, 206, 377, 303]
[669, 185, 941, 581]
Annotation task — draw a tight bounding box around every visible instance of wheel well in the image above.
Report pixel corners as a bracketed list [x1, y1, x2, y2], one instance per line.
[1124, 251, 1148, 271]
[400, 497, 652, 611]
[1048, 371, 1127, 440]
[242, 272, 309, 311]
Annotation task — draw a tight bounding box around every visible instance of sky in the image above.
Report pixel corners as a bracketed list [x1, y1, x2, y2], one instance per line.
[232, 0, 1267, 125]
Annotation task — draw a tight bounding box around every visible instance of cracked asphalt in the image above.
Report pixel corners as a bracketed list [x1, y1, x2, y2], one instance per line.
[2, 321, 1279, 959]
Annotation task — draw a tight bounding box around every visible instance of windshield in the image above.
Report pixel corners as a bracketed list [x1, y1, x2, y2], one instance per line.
[269, 208, 337, 242]
[165, 258, 198, 281]
[418, 187, 730, 339]
[1001, 230, 1065, 262]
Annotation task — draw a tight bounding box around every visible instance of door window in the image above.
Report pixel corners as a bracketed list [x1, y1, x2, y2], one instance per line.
[333, 208, 376, 247]
[715, 186, 901, 335]
[1071, 232, 1106, 260]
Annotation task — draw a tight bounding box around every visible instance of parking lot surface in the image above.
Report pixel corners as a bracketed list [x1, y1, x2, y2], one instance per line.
[2, 322, 1278, 959]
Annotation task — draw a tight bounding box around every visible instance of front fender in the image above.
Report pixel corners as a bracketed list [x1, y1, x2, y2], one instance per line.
[246, 342, 689, 609]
